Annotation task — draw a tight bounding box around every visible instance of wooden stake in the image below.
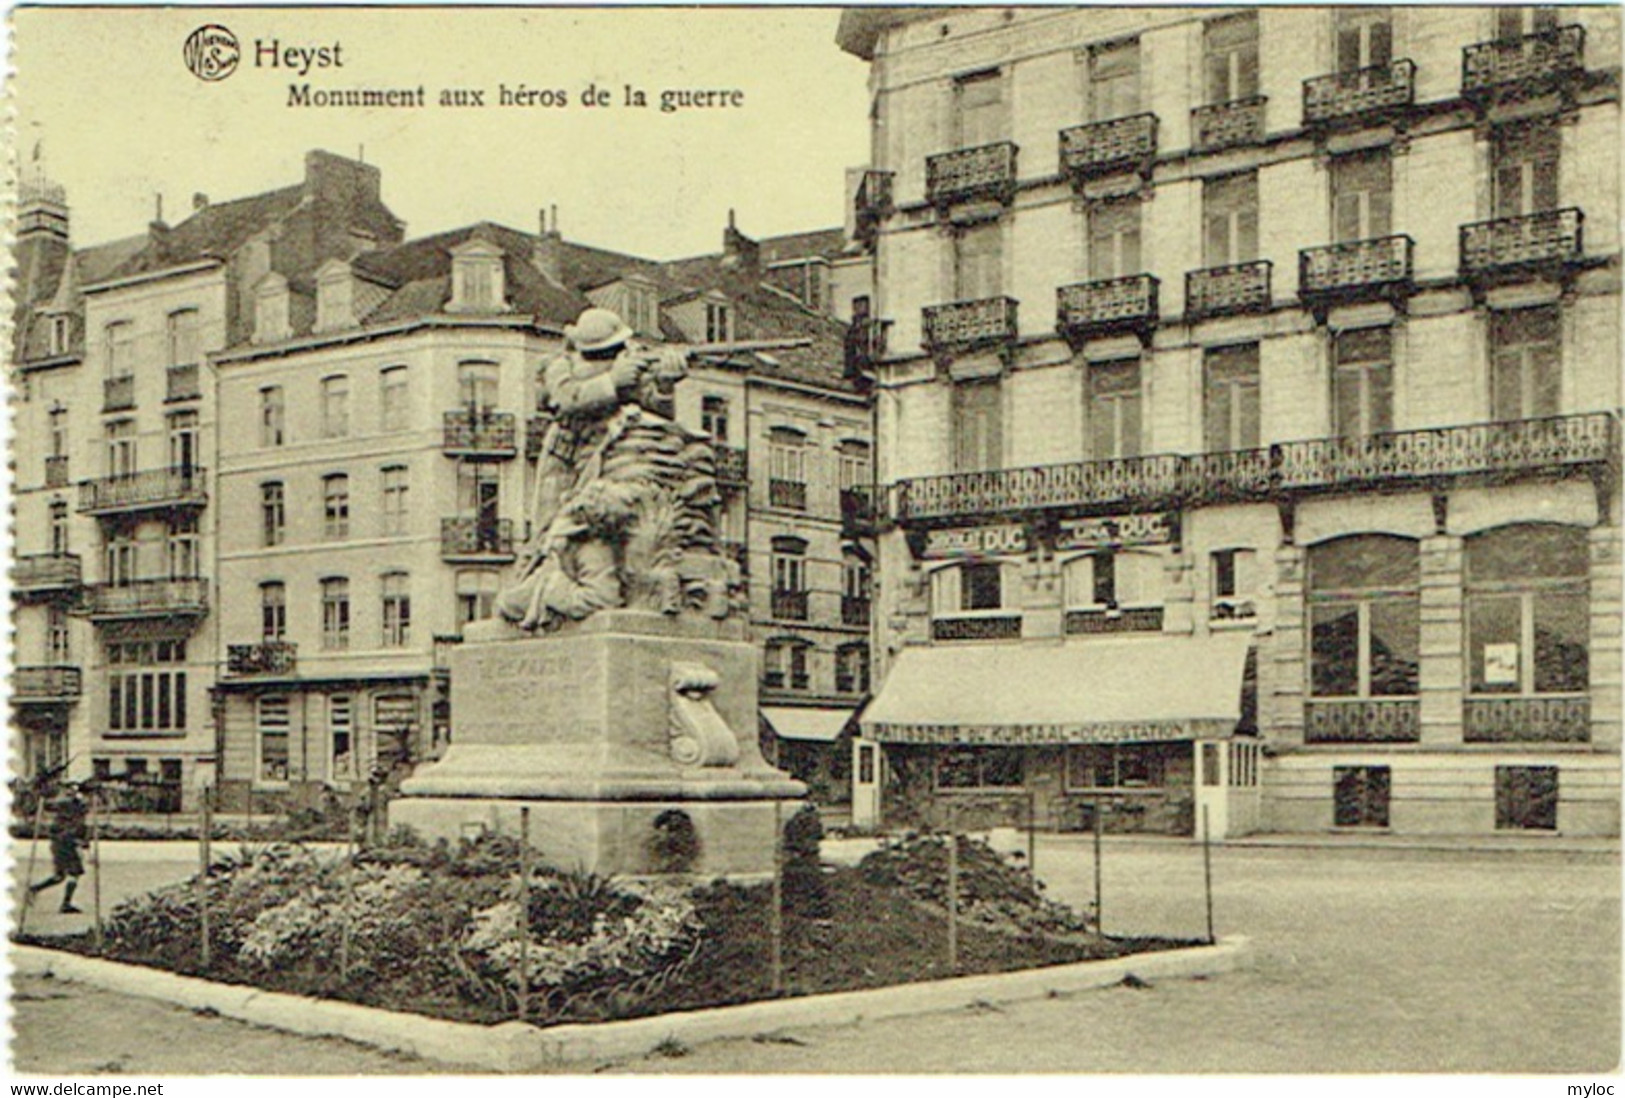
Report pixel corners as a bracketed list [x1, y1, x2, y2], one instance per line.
[517, 808, 532, 1023]
[769, 800, 784, 995]
[946, 820, 959, 972]
[199, 790, 213, 968]
[1202, 804, 1216, 946]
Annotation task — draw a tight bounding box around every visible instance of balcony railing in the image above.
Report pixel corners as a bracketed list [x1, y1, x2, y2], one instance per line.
[1303, 60, 1416, 125]
[926, 142, 1018, 208]
[932, 615, 1022, 643]
[854, 169, 894, 245]
[12, 666, 82, 703]
[1060, 113, 1158, 180]
[13, 553, 82, 595]
[103, 374, 135, 412]
[1305, 698, 1421, 743]
[845, 316, 889, 380]
[1185, 261, 1272, 321]
[1064, 607, 1165, 635]
[715, 444, 748, 489]
[78, 466, 207, 515]
[841, 486, 877, 535]
[769, 479, 807, 511]
[443, 410, 518, 459]
[898, 454, 1186, 522]
[1192, 96, 1267, 152]
[45, 455, 70, 489]
[772, 590, 810, 621]
[1300, 236, 1414, 309]
[441, 517, 516, 561]
[1463, 25, 1585, 96]
[226, 642, 298, 678]
[1184, 448, 1274, 503]
[1057, 275, 1159, 341]
[525, 415, 553, 460]
[842, 595, 872, 628]
[1278, 413, 1617, 490]
[1464, 696, 1590, 743]
[1460, 208, 1584, 277]
[166, 362, 200, 402]
[83, 578, 209, 620]
[923, 297, 1019, 353]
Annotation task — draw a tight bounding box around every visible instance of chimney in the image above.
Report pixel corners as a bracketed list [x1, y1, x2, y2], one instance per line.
[17, 175, 69, 241]
[533, 205, 564, 286]
[193, 192, 210, 212]
[304, 149, 382, 203]
[148, 194, 170, 260]
[721, 208, 759, 273]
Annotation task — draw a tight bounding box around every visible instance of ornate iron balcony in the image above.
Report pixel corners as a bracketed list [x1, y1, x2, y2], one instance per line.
[1064, 607, 1164, 635]
[1303, 60, 1416, 125]
[772, 590, 810, 621]
[926, 142, 1018, 208]
[166, 362, 201, 402]
[1300, 235, 1414, 312]
[1465, 696, 1590, 743]
[898, 454, 1186, 522]
[1060, 113, 1158, 181]
[1305, 698, 1420, 743]
[83, 578, 209, 620]
[44, 454, 69, 489]
[441, 517, 515, 562]
[443, 409, 517, 459]
[1192, 96, 1267, 152]
[103, 374, 135, 412]
[715, 445, 748, 489]
[769, 478, 807, 511]
[525, 414, 552, 460]
[226, 642, 298, 677]
[1183, 448, 1274, 503]
[841, 486, 877, 535]
[1186, 261, 1272, 321]
[13, 553, 81, 595]
[1463, 25, 1585, 96]
[841, 595, 872, 628]
[923, 297, 1019, 353]
[78, 466, 207, 515]
[1057, 275, 1159, 341]
[1277, 413, 1618, 490]
[12, 666, 82, 703]
[1460, 208, 1584, 277]
[854, 170, 894, 245]
[932, 615, 1021, 643]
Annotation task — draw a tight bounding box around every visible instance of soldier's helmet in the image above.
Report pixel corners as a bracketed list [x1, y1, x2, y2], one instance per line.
[565, 308, 633, 354]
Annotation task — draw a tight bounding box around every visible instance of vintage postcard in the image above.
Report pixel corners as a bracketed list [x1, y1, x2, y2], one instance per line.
[5, 2, 1620, 1085]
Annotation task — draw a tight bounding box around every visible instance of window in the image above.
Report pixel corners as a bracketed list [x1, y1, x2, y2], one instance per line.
[1493, 123, 1559, 219]
[106, 640, 188, 736]
[320, 375, 349, 438]
[1331, 150, 1393, 242]
[705, 302, 732, 343]
[1204, 172, 1259, 266]
[260, 386, 286, 447]
[953, 222, 1002, 300]
[1335, 7, 1392, 72]
[105, 419, 136, 478]
[456, 570, 501, 629]
[1211, 548, 1259, 620]
[381, 465, 409, 535]
[1333, 328, 1394, 438]
[1089, 200, 1142, 282]
[257, 696, 290, 782]
[321, 578, 350, 650]
[1204, 344, 1260, 452]
[49, 501, 68, 556]
[1086, 359, 1142, 460]
[47, 604, 70, 664]
[936, 747, 1023, 790]
[768, 428, 808, 509]
[380, 366, 409, 431]
[1497, 6, 1561, 40]
[49, 314, 69, 356]
[931, 561, 1006, 615]
[1064, 550, 1162, 610]
[701, 395, 730, 443]
[261, 582, 286, 642]
[105, 321, 135, 378]
[1334, 766, 1391, 827]
[1089, 38, 1140, 122]
[954, 68, 1006, 147]
[330, 695, 355, 780]
[166, 515, 200, 580]
[457, 361, 499, 413]
[168, 410, 199, 473]
[48, 407, 67, 461]
[835, 643, 870, 694]
[1466, 525, 1588, 697]
[838, 440, 873, 492]
[772, 536, 809, 621]
[764, 639, 809, 690]
[457, 463, 502, 536]
[104, 528, 137, 586]
[1066, 744, 1167, 790]
[1496, 765, 1558, 830]
[1204, 12, 1259, 104]
[261, 482, 286, 547]
[323, 474, 350, 540]
[381, 571, 412, 647]
[952, 381, 1002, 472]
[1490, 307, 1560, 422]
[166, 309, 200, 366]
[1308, 535, 1420, 698]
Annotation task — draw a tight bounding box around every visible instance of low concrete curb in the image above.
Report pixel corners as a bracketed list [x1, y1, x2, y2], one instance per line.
[15, 935, 1251, 1071]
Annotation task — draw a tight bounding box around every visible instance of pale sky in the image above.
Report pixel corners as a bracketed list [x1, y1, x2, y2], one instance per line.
[11, 6, 873, 259]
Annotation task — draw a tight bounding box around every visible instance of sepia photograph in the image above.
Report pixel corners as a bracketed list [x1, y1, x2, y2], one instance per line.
[4, 2, 1621, 1081]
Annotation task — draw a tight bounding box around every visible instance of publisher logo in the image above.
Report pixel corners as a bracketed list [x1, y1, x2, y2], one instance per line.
[183, 24, 240, 82]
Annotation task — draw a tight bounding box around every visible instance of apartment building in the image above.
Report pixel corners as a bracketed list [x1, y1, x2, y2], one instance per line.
[839, 6, 1621, 836]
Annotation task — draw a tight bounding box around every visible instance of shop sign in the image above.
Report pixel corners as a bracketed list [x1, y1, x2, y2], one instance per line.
[868, 720, 1204, 746]
[923, 523, 1027, 560]
[1056, 512, 1173, 551]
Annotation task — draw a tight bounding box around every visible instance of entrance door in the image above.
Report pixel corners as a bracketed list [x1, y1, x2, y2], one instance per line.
[852, 739, 882, 827]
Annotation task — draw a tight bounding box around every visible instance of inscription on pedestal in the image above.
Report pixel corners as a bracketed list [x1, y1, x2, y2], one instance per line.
[453, 641, 607, 746]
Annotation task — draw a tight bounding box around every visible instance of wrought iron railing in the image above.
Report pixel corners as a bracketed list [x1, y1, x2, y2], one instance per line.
[13, 666, 82, 702]
[1465, 696, 1590, 743]
[440, 517, 515, 559]
[842, 595, 872, 628]
[1057, 275, 1159, 340]
[1305, 698, 1421, 743]
[1460, 208, 1584, 275]
[443, 410, 518, 457]
[1064, 607, 1164, 635]
[78, 466, 207, 514]
[103, 375, 135, 412]
[1185, 261, 1272, 321]
[1300, 236, 1414, 303]
[769, 479, 807, 511]
[83, 578, 209, 619]
[715, 444, 748, 488]
[932, 615, 1022, 642]
[1060, 113, 1158, 179]
[13, 553, 82, 593]
[923, 297, 1019, 351]
[898, 454, 1185, 521]
[926, 142, 1018, 207]
[226, 642, 298, 677]
[772, 590, 810, 621]
[1303, 60, 1416, 124]
[44, 454, 69, 489]
[1192, 96, 1267, 152]
[1463, 25, 1585, 95]
[1183, 448, 1274, 502]
[166, 362, 201, 402]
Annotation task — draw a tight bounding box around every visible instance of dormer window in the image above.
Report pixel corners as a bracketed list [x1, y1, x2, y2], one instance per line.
[449, 239, 506, 314]
[254, 274, 291, 344]
[48, 314, 68, 356]
[624, 276, 659, 337]
[315, 260, 355, 333]
[705, 300, 732, 343]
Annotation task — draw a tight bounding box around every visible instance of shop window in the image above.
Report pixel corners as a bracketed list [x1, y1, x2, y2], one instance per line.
[1495, 765, 1558, 830]
[1066, 744, 1167, 790]
[1211, 548, 1258, 620]
[258, 696, 290, 783]
[1334, 766, 1390, 827]
[1308, 535, 1420, 698]
[936, 746, 1024, 790]
[330, 695, 354, 781]
[1466, 525, 1588, 697]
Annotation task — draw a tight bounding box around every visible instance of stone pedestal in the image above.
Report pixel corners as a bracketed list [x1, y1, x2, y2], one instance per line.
[393, 611, 806, 877]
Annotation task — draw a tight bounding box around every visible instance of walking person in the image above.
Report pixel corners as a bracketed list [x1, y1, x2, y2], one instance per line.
[28, 784, 89, 914]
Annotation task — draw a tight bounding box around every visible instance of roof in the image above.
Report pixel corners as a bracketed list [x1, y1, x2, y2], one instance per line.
[761, 227, 847, 266]
[835, 7, 952, 60]
[862, 635, 1254, 745]
[763, 706, 858, 743]
[103, 186, 306, 280]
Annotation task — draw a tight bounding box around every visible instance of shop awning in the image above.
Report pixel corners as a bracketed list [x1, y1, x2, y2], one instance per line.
[762, 706, 856, 743]
[862, 635, 1252, 746]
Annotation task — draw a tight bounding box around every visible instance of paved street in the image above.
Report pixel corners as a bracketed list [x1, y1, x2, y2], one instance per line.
[8, 838, 1620, 1074]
